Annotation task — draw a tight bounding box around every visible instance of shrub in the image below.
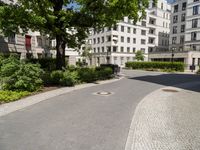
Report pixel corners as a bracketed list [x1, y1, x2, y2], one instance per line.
[50, 70, 64, 85]
[97, 67, 113, 80]
[26, 58, 57, 71]
[0, 56, 44, 92]
[0, 90, 30, 104]
[197, 67, 200, 75]
[126, 61, 185, 72]
[67, 65, 77, 72]
[78, 68, 97, 83]
[60, 71, 80, 86]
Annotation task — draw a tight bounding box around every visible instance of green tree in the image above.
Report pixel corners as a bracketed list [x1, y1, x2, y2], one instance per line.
[82, 45, 92, 65]
[0, 0, 155, 69]
[135, 50, 144, 61]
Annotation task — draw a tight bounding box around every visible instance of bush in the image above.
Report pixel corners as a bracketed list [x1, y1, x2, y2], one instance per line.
[26, 58, 57, 71]
[0, 90, 30, 104]
[0, 56, 44, 92]
[50, 70, 64, 85]
[97, 67, 113, 80]
[126, 61, 185, 72]
[60, 71, 80, 86]
[67, 65, 77, 72]
[197, 67, 200, 75]
[78, 68, 97, 83]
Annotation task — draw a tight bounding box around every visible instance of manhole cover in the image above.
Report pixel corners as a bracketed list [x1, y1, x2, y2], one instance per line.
[93, 91, 113, 96]
[162, 89, 179, 93]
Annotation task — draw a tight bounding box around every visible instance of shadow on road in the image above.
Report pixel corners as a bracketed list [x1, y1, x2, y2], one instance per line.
[129, 73, 200, 92]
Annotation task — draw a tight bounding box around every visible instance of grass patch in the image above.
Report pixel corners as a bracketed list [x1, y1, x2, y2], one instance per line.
[0, 90, 31, 104]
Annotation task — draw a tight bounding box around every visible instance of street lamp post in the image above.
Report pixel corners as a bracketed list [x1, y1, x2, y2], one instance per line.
[171, 48, 175, 63]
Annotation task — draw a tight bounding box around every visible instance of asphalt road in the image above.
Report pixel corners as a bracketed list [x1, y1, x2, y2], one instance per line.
[0, 70, 199, 150]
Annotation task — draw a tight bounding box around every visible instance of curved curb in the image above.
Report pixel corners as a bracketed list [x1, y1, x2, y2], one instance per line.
[0, 77, 123, 117]
[125, 81, 200, 150]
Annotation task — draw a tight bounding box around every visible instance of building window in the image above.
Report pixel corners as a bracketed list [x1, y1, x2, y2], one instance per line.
[181, 13, 185, 22]
[107, 46, 111, 52]
[121, 36, 124, 42]
[182, 2, 186, 11]
[191, 32, 197, 41]
[198, 58, 200, 65]
[141, 21, 146, 26]
[192, 19, 198, 28]
[173, 26, 177, 34]
[194, 0, 199, 2]
[127, 27, 131, 33]
[133, 28, 136, 34]
[97, 47, 100, 53]
[141, 39, 146, 45]
[141, 30, 146, 35]
[93, 38, 96, 44]
[25, 35, 31, 50]
[120, 47, 124, 52]
[37, 37, 42, 47]
[149, 37, 155, 44]
[127, 47, 130, 53]
[8, 33, 16, 43]
[121, 26, 125, 32]
[113, 46, 117, 52]
[161, 3, 163, 10]
[127, 37, 130, 43]
[173, 15, 178, 23]
[102, 47, 104, 52]
[141, 48, 145, 53]
[193, 5, 199, 15]
[193, 45, 197, 51]
[97, 37, 100, 43]
[102, 37, 104, 43]
[181, 25, 185, 33]
[149, 28, 155, 35]
[174, 4, 178, 13]
[149, 18, 156, 25]
[133, 38, 136, 44]
[107, 27, 111, 31]
[133, 48, 136, 53]
[113, 25, 118, 31]
[172, 37, 177, 44]
[180, 36, 185, 44]
[93, 48, 96, 53]
[107, 36, 111, 42]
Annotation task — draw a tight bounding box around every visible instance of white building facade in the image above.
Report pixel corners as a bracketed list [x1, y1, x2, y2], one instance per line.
[89, 0, 171, 67]
[149, 0, 200, 71]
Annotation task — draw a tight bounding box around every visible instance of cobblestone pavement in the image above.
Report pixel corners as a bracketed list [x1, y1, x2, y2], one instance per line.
[126, 82, 200, 150]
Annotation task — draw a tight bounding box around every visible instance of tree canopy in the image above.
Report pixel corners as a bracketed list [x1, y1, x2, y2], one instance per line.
[135, 50, 145, 61]
[0, 0, 155, 69]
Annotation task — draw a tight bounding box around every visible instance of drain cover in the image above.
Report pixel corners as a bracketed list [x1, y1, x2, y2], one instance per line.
[93, 91, 113, 96]
[162, 89, 179, 93]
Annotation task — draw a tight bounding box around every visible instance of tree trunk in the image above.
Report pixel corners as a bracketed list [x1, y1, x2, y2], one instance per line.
[56, 36, 66, 70]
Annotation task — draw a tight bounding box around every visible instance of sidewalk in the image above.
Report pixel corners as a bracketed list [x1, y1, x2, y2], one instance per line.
[0, 77, 122, 117]
[125, 81, 200, 150]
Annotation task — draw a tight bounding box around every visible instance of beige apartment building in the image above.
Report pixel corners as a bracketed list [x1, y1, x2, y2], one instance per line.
[0, 0, 50, 59]
[149, 0, 200, 71]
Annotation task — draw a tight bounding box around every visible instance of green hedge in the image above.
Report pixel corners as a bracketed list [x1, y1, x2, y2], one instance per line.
[48, 67, 114, 86]
[26, 58, 57, 71]
[126, 61, 185, 72]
